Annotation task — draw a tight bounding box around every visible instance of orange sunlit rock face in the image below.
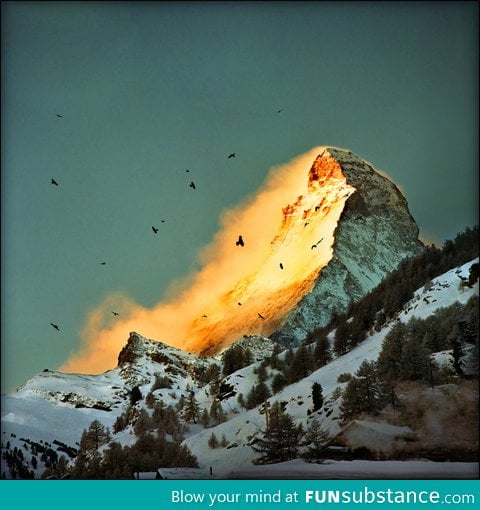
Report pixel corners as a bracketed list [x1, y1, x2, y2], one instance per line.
[60, 147, 355, 374]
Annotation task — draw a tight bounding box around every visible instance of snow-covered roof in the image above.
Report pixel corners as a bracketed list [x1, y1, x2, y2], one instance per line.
[157, 467, 209, 479]
[341, 420, 414, 438]
[133, 471, 159, 480]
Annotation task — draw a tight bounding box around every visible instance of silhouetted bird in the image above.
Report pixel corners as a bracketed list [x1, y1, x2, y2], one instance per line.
[304, 222, 310, 227]
[236, 235, 244, 247]
[190, 181, 196, 189]
[186, 169, 190, 172]
[311, 238, 324, 250]
[99, 262, 106, 265]
[277, 109, 284, 113]
[112, 311, 119, 316]
[238, 302, 242, 306]
[152, 226, 159, 234]
[56, 114, 63, 118]
[161, 220, 165, 223]
[228, 153, 236, 158]
[257, 313, 265, 320]
[315, 206, 320, 211]
[279, 263, 284, 270]
[202, 314, 207, 318]
[50, 323, 60, 331]
[51, 178, 58, 186]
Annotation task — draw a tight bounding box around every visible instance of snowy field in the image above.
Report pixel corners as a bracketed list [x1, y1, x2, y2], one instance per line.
[228, 459, 479, 480]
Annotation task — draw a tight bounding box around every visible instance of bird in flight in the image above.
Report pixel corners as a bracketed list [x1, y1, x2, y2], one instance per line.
[56, 114, 64, 118]
[277, 109, 284, 113]
[50, 323, 60, 331]
[279, 263, 284, 270]
[99, 262, 106, 265]
[51, 178, 59, 186]
[112, 311, 119, 317]
[311, 238, 324, 250]
[257, 313, 265, 320]
[315, 206, 320, 211]
[202, 314, 207, 318]
[238, 302, 242, 306]
[227, 153, 236, 158]
[236, 235, 244, 247]
[190, 181, 196, 190]
[185, 169, 190, 173]
[152, 226, 159, 234]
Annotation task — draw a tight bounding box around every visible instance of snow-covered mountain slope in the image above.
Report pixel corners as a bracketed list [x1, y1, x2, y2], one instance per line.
[1, 259, 477, 479]
[179, 147, 423, 357]
[181, 258, 478, 478]
[1, 332, 220, 477]
[272, 148, 424, 347]
[217, 335, 278, 362]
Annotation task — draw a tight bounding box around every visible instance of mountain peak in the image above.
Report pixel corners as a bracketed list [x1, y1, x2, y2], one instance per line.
[271, 148, 424, 346]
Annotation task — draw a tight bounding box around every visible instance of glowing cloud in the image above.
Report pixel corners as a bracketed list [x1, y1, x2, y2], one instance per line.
[60, 146, 355, 374]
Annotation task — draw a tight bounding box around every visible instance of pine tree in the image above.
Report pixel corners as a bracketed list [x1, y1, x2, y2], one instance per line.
[311, 382, 324, 412]
[252, 402, 303, 465]
[289, 344, 314, 382]
[205, 364, 221, 395]
[301, 418, 331, 462]
[400, 336, 431, 381]
[130, 386, 142, 405]
[333, 320, 351, 356]
[176, 394, 186, 413]
[209, 399, 225, 424]
[313, 333, 331, 368]
[72, 420, 110, 478]
[182, 392, 201, 424]
[83, 420, 111, 450]
[145, 391, 155, 409]
[340, 361, 389, 420]
[271, 373, 287, 394]
[208, 432, 218, 449]
[113, 411, 129, 433]
[237, 393, 246, 409]
[134, 409, 152, 437]
[269, 344, 283, 370]
[284, 347, 294, 367]
[256, 364, 268, 382]
[200, 408, 210, 428]
[246, 382, 271, 409]
[222, 344, 253, 376]
[377, 321, 407, 381]
[101, 442, 129, 479]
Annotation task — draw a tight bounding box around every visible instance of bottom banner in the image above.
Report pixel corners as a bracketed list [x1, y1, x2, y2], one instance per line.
[1, 479, 479, 509]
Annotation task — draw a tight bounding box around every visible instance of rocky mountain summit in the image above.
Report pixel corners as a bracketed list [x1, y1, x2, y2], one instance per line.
[271, 148, 423, 346]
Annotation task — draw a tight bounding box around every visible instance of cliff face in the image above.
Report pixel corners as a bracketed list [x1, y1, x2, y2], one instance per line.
[271, 148, 424, 346]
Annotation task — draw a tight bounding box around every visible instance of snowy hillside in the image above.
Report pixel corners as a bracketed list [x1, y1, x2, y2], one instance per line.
[1, 258, 477, 479]
[182, 258, 478, 478]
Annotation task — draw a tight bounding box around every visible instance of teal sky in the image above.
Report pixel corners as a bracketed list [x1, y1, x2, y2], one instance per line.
[2, 1, 478, 393]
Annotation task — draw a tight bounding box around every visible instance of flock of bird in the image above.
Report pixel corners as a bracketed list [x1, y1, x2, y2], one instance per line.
[49, 114, 250, 331]
[48, 107, 326, 333]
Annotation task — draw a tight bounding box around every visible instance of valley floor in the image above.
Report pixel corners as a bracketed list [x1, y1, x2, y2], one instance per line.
[227, 459, 479, 480]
